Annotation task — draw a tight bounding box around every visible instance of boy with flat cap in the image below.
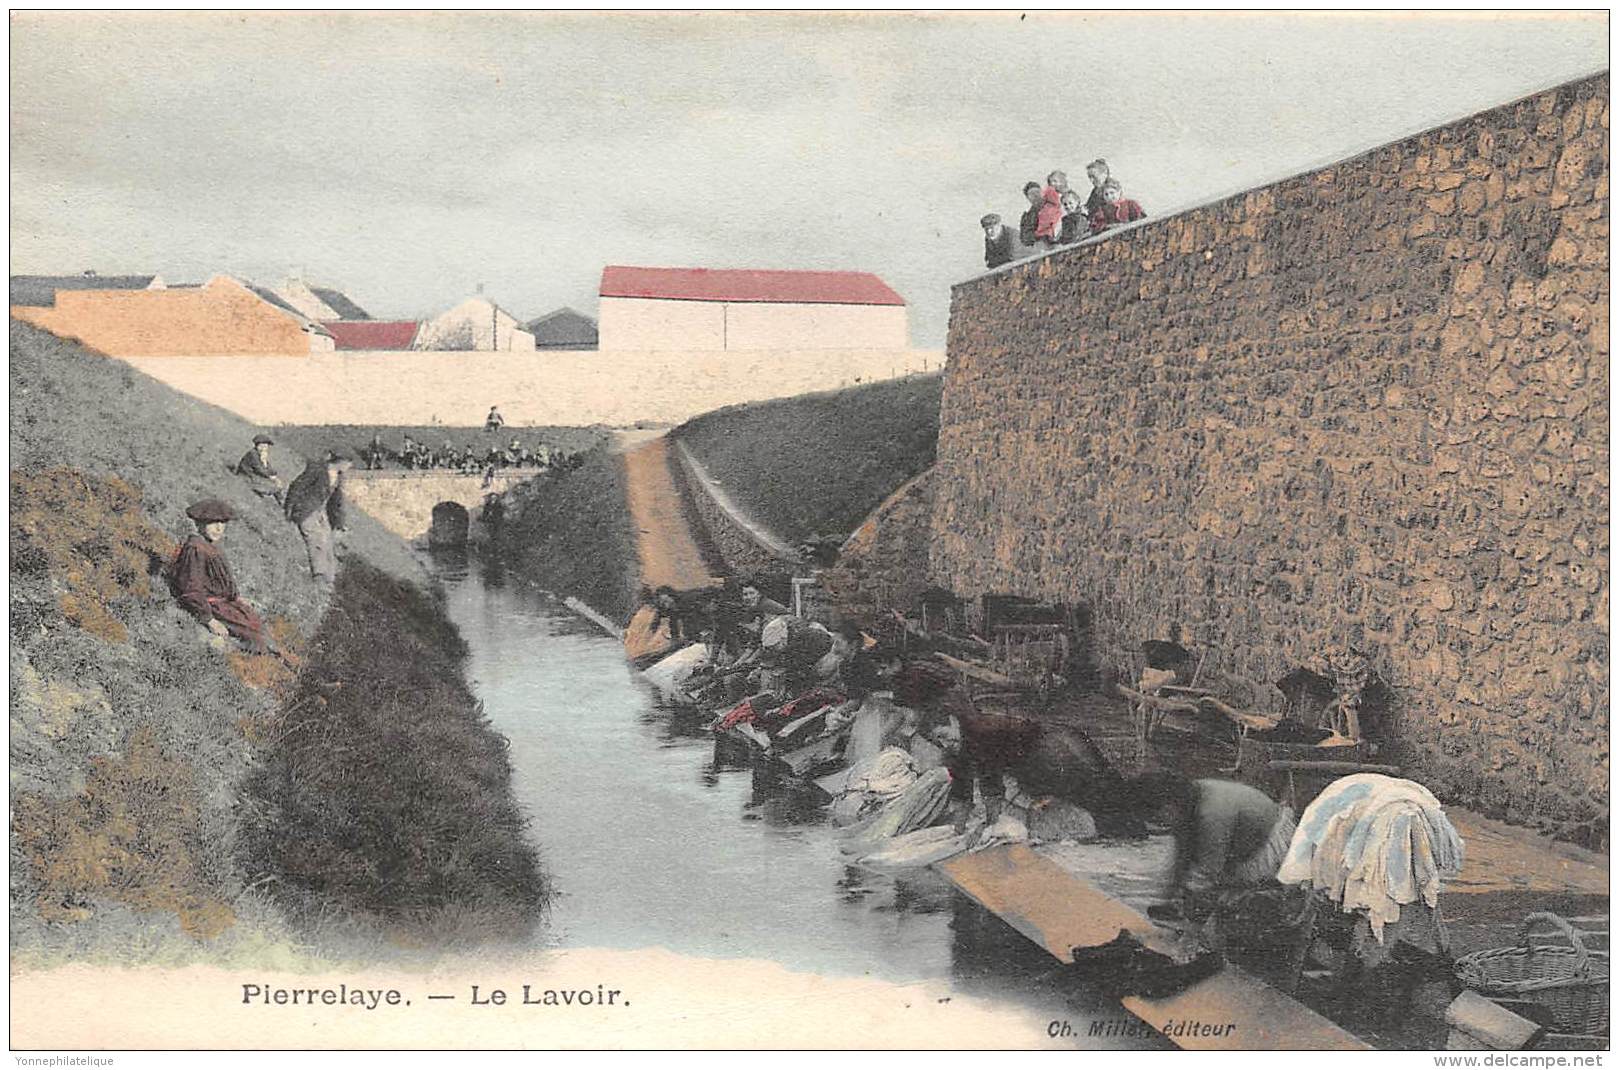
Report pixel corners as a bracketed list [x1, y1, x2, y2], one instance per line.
[235, 434, 284, 504]
[285, 450, 353, 584]
[981, 213, 1014, 269]
[170, 499, 266, 651]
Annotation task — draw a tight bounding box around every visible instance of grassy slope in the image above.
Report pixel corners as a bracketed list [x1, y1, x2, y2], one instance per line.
[9, 322, 542, 961]
[672, 373, 943, 545]
[493, 444, 640, 624]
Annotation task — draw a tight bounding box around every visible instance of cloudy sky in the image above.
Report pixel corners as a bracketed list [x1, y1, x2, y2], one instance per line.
[10, 11, 1607, 346]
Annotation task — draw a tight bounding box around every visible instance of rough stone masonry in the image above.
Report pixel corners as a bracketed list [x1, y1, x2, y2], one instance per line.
[931, 74, 1609, 842]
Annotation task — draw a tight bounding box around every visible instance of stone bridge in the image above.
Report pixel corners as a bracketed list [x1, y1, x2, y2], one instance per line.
[343, 469, 543, 544]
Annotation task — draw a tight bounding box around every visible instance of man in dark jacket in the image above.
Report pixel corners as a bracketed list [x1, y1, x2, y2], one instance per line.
[234, 434, 284, 504]
[285, 450, 352, 584]
[981, 213, 1015, 269]
[170, 498, 265, 651]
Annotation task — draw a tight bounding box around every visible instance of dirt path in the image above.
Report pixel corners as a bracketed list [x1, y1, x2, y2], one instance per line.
[620, 433, 712, 590]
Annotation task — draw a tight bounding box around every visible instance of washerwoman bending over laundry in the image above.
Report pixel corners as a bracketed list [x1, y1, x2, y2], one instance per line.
[1123, 773, 1296, 902]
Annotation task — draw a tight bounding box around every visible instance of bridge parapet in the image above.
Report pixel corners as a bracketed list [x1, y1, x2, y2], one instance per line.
[343, 468, 544, 542]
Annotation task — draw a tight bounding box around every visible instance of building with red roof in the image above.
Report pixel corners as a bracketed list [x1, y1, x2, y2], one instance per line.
[322, 320, 422, 351]
[598, 266, 909, 350]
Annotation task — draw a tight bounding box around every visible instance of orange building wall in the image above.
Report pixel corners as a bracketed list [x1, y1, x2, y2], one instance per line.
[10, 280, 320, 356]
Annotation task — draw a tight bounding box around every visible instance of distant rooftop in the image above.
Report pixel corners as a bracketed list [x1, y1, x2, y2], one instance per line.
[523, 307, 598, 348]
[10, 273, 157, 307]
[323, 320, 420, 350]
[600, 265, 906, 307]
[310, 286, 370, 320]
[244, 283, 309, 319]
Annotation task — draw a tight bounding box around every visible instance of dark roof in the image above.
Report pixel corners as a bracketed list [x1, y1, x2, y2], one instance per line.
[323, 320, 420, 350]
[600, 265, 906, 306]
[522, 307, 598, 348]
[242, 283, 331, 335]
[244, 284, 308, 318]
[310, 286, 370, 320]
[10, 274, 156, 307]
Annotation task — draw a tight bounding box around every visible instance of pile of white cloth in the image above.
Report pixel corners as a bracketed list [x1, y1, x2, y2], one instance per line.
[1277, 773, 1465, 942]
[830, 747, 921, 826]
[847, 768, 954, 846]
[641, 643, 710, 701]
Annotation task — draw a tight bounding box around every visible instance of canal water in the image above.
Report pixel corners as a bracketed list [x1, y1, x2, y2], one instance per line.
[433, 553, 1161, 1045]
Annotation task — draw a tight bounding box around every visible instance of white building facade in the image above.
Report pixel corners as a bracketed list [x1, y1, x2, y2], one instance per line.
[598, 266, 909, 350]
[413, 296, 536, 351]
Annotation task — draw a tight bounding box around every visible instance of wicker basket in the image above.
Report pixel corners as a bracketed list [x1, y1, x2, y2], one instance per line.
[1455, 912, 1609, 1036]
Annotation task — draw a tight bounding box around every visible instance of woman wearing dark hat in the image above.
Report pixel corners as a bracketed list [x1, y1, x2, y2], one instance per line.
[234, 434, 284, 504]
[170, 499, 266, 651]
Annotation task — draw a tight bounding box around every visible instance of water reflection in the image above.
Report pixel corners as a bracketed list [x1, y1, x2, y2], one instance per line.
[428, 550, 1160, 1046]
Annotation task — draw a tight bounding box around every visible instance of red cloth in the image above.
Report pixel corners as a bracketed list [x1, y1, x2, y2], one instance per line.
[169, 535, 265, 651]
[1036, 187, 1065, 241]
[716, 698, 757, 732]
[757, 687, 844, 733]
[1089, 199, 1146, 234]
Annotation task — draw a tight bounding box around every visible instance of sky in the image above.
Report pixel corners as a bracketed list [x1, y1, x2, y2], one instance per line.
[10, 11, 1608, 347]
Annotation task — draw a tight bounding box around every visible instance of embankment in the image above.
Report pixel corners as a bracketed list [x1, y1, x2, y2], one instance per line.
[932, 74, 1609, 840]
[671, 373, 943, 551]
[9, 321, 544, 961]
[492, 442, 642, 625]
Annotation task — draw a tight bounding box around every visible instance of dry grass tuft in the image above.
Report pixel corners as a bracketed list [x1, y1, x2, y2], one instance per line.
[11, 467, 176, 643]
[13, 725, 236, 939]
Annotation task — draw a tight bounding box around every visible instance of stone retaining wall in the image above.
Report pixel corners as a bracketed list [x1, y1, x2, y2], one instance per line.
[667, 439, 798, 580]
[931, 74, 1609, 841]
[821, 469, 936, 628]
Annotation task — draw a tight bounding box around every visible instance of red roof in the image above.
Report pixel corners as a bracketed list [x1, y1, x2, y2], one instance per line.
[322, 320, 420, 350]
[599, 266, 905, 307]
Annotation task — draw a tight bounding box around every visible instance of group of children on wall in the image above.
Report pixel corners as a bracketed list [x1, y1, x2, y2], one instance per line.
[980, 158, 1146, 270]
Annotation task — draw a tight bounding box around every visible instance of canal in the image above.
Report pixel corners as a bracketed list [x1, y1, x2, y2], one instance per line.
[433, 553, 1163, 1047]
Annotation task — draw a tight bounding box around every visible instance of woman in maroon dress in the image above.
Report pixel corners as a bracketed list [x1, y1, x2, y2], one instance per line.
[169, 498, 266, 652]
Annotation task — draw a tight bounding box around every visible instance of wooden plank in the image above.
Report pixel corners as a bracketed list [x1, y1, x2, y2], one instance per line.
[730, 723, 771, 751]
[778, 734, 842, 777]
[1267, 760, 1403, 775]
[937, 844, 1368, 1051]
[1200, 696, 1278, 731]
[933, 652, 1018, 688]
[776, 710, 827, 741]
[814, 767, 852, 797]
[938, 844, 1170, 958]
[1444, 991, 1544, 1050]
[1122, 966, 1370, 1051]
[1114, 684, 1202, 714]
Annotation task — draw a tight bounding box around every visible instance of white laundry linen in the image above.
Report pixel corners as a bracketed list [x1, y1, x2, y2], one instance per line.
[1277, 773, 1465, 942]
